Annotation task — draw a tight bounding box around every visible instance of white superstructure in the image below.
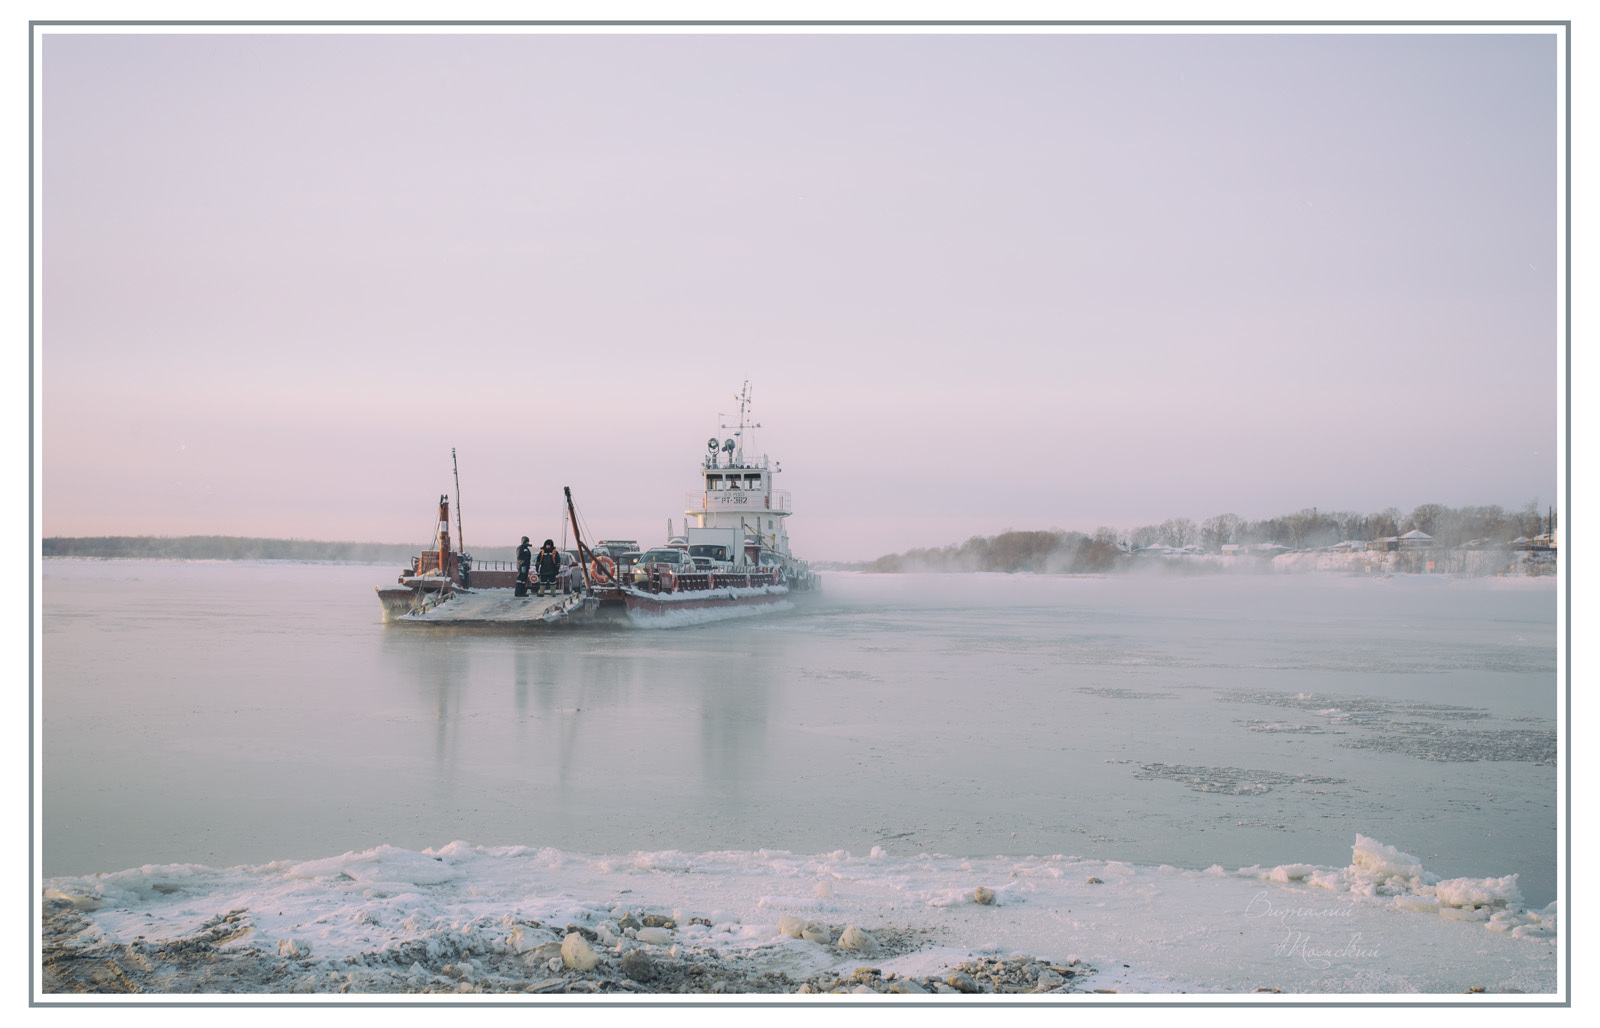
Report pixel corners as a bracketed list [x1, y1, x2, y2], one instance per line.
[682, 383, 812, 586]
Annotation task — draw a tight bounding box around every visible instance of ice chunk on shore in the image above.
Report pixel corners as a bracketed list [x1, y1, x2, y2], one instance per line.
[1237, 836, 1550, 940]
[1351, 835, 1426, 881]
[1267, 864, 1317, 883]
[1434, 875, 1523, 910]
[631, 850, 694, 872]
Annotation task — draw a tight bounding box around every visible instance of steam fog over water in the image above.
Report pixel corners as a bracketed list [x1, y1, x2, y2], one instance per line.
[42, 560, 1558, 906]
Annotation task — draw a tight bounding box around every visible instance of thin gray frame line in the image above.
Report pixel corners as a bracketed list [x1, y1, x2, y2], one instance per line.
[1561, 16, 1572, 1010]
[27, 13, 37, 1009]
[24, 18, 1576, 26]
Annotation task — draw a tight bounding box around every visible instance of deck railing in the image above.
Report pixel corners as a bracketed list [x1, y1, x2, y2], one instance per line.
[635, 567, 783, 593]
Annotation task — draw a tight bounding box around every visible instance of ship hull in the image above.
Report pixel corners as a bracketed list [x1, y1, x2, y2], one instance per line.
[379, 581, 792, 627]
[376, 586, 425, 622]
[614, 583, 790, 618]
[383, 587, 595, 626]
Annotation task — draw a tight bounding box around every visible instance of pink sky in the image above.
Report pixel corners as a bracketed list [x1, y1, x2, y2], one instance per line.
[39, 29, 1559, 561]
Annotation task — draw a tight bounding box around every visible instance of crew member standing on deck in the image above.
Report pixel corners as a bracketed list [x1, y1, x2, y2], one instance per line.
[515, 536, 532, 597]
[536, 538, 560, 597]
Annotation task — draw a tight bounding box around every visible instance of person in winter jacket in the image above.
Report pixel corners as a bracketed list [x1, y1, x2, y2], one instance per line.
[515, 536, 532, 596]
[535, 539, 561, 597]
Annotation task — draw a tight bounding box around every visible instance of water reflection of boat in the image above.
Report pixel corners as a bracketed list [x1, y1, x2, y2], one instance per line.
[376, 384, 818, 627]
[372, 613, 781, 839]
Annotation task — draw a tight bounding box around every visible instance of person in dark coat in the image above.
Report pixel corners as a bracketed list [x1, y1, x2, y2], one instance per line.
[536, 539, 560, 596]
[515, 536, 532, 596]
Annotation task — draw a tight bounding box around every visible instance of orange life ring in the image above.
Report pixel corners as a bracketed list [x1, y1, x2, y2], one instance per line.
[660, 568, 677, 593]
[590, 554, 617, 584]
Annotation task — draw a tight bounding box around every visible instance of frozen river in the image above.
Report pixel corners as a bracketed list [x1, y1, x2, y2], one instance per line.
[41, 560, 1559, 907]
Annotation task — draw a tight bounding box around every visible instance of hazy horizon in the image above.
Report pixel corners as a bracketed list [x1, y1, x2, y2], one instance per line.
[39, 489, 1560, 565]
[40, 28, 1560, 562]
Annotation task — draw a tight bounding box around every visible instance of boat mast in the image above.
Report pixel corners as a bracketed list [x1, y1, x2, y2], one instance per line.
[451, 448, 465, 555]
[723, 381, 760, 467]
[564, 486, 592, 590]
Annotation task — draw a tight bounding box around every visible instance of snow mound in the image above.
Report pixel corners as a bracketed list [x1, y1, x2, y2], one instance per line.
[289, 845, 463, 886]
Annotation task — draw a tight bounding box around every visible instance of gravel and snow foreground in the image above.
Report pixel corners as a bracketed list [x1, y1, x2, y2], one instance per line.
[40, 835, 1557, 999]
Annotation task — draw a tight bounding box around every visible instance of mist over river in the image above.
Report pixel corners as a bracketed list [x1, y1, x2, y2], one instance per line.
[41, 560, 1558, 907]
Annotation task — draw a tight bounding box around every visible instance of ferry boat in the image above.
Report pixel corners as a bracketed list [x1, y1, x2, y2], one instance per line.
[376, 385, 818, 626]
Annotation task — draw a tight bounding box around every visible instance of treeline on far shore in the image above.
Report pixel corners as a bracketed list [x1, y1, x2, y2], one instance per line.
[868, 531, 1122, 574]
[866, 501, 1556, 574]
[42, 536, 519, 563]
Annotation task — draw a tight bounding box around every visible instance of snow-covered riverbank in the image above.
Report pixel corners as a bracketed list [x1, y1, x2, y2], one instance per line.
[39, 835, 1557, 998]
